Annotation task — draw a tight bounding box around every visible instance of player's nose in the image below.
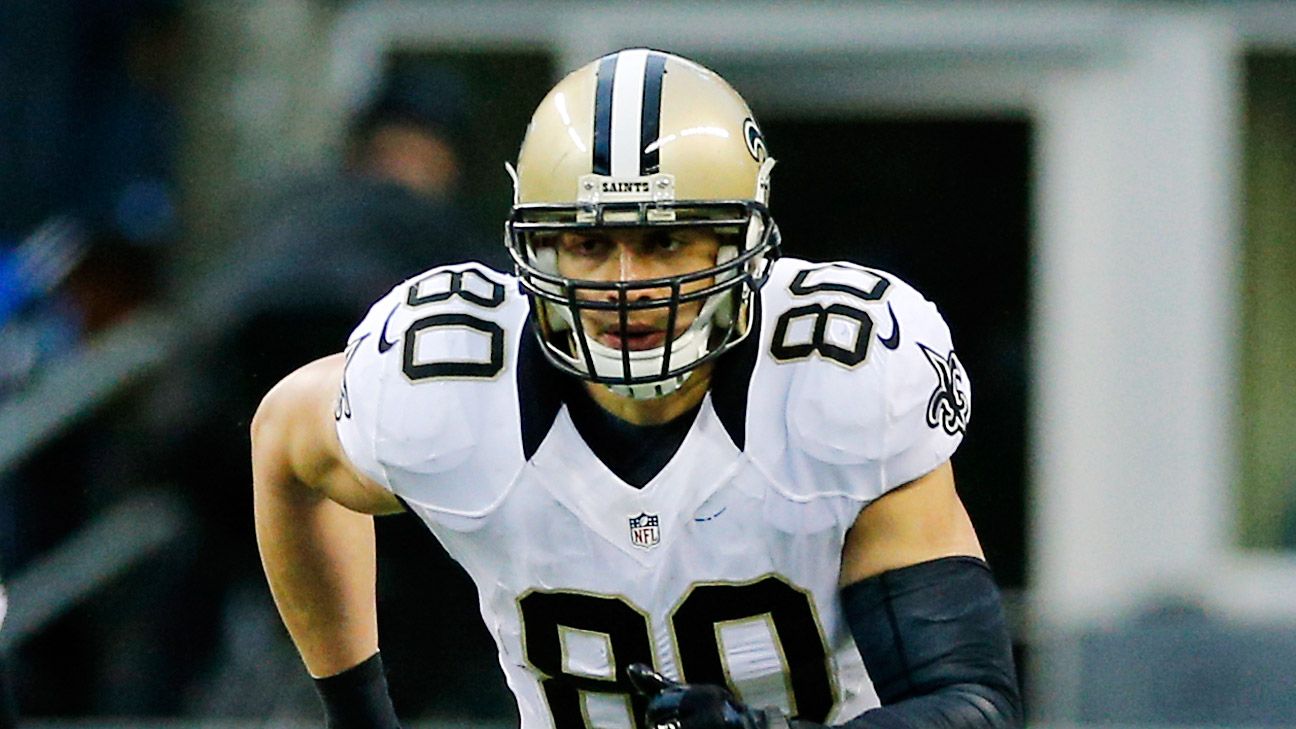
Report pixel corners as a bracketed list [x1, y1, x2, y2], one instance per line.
[607, 246, 669, 300]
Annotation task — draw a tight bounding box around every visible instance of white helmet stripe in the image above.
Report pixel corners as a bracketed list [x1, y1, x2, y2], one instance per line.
[609, 49, 649, 176]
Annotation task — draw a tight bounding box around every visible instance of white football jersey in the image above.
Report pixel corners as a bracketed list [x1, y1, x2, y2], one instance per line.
[336, 257, 970, 729]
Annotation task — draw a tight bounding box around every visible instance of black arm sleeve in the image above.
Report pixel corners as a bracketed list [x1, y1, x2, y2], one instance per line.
[793, 556, 1021, 729]
[313, 651, 401, 729]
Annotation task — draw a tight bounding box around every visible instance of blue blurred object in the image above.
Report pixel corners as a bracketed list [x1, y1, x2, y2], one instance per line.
[0, 248, 22, 325]
[0, 216, 87, 327]
[0, 216, 86, 397]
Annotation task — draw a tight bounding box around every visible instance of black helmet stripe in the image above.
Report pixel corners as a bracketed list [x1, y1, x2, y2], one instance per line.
[592, 49, 666, 177]
[592, 54, 617, 176]
[640, 52, 667, 175]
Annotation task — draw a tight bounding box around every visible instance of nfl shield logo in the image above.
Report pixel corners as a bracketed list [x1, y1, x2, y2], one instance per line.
[628, 513, 661, 550]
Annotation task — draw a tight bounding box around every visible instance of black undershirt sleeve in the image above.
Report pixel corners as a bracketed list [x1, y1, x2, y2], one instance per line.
[793, 556, 1022, 729]
[313, 651, 401, 729]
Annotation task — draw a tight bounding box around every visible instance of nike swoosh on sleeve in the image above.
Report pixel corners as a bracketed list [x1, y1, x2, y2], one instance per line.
[877, 301, 901, 350]
[377, 304, 401, 353]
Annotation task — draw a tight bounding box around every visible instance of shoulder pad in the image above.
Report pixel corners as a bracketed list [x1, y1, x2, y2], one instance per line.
[335, 263, 530, 514]
[755, 259, 969, 501]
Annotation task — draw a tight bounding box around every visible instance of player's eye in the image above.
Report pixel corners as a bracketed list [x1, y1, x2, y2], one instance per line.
[644, 233, 685, 255]
[561, 236, 610, 257]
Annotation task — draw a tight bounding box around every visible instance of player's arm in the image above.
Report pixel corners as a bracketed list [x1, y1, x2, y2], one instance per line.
[837, 459, 983, 583]
[820, 278, 1019, 726]
[251, 353, 404, 728]
[819, 460, 1021, 728]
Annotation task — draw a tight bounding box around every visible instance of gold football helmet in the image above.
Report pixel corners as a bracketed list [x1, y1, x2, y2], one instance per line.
[506, 49, 780, 398]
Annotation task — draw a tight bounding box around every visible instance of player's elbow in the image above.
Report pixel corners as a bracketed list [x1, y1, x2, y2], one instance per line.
[853, 680, 1021, 729]
[250, 356, 339, 463]
[250, 366, 321, 494]
[249, 389, 275, 450]
[250, 378, 292, 465]
[933, 680, 1022, 728]
[982, 681, 1023, 727]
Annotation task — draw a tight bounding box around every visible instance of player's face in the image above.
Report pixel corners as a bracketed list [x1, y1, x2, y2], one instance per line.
[553, 227, 721, 351]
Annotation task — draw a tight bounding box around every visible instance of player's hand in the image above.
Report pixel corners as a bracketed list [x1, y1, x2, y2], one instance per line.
[626, 663, 788, 729]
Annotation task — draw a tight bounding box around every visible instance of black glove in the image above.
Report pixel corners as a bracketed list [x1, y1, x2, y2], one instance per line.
[626, 663, 790, 729]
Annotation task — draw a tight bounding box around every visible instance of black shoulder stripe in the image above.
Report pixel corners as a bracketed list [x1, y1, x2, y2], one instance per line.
[517, 319, 567, 460]
[392, 493, 413, 514]
[592, 54, 617, 176]
[710, 295, 762, 451]
[640, 52, 667, 175]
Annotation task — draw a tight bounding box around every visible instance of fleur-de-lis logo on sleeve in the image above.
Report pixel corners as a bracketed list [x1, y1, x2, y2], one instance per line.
[917, 342, 970, 436]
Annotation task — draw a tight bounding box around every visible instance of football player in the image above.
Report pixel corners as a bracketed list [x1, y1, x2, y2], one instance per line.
[253, 49, 1020, 729]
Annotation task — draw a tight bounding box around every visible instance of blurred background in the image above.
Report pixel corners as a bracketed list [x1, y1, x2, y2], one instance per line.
[0, 1, 1293, 727]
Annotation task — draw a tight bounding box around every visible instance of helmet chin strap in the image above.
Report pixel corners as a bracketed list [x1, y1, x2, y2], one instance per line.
[580, 335, 699, 400]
